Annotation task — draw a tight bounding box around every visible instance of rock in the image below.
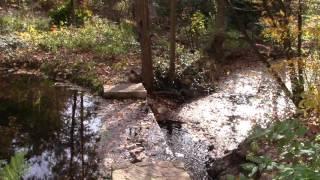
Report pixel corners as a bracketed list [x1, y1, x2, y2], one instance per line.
[179, 88, 195, 98]
[208, 145, 215, 151]
[157, 106, 168, 114]
[153, 105, 169, 121]
[112, 160, 191, 180]
[172, 161, 186, 169]
[129, 147, 144, 154]
[135, 153, 147, 162]
[129, 155, 143, 163]
[127, 69, 142, 83]
[126, 144, 137, 150]
[103, 83, 147, 99]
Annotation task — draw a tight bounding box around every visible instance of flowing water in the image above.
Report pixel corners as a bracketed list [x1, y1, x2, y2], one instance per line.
[0, 74, 103, 179]
[159, 121, 210, 179]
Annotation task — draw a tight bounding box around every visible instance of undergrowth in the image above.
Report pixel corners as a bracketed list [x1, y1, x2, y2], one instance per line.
[18, 16, 137, 55]
[0, 152, 28, 180]
[0, 14, 50, 34]
[1, 14, 137, 93]
[227, 119, 320, 179]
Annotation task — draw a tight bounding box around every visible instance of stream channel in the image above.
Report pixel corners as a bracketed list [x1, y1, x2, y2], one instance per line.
[0, 73, 209, 179]
[0, 57, 295, 180]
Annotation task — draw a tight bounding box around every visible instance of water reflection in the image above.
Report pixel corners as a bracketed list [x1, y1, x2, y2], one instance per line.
[0, 74, 102, 179]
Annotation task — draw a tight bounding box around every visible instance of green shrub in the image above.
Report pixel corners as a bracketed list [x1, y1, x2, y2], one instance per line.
[0, 152, 28, 180]
[49, 0, 92, 26]
[230, 119, 320, 179]
[190, 11, 207, 37]
[0, 14, 50, 34]
[49, 2, 71, 26]
[20, 17, 137, 55]
[153, 41, 215, 93]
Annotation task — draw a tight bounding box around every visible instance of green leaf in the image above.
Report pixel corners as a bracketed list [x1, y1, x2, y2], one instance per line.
[0, 152, 28, 180]
[241, 163, 258, 177]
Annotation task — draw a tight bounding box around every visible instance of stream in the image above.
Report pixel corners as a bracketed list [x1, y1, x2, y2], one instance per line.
[0, 74, 104, 179]
[0, 57, 296, 180]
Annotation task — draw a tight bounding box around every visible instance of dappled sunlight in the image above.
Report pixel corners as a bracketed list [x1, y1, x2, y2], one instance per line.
[177, 59, 296, 158]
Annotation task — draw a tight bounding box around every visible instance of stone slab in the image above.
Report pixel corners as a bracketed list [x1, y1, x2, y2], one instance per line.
[98, 100, 175, 178]
[103, 83, 147, 99]
[112, 160, 191, 180]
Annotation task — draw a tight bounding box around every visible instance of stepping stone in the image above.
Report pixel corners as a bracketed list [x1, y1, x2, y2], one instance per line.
[112, 160, 191, 180]
[103, 83, 147, 99]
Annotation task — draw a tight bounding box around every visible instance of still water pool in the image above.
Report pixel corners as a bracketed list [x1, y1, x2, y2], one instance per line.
[0, 74, 103, 179]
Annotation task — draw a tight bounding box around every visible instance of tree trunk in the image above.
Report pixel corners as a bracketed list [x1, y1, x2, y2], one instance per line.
[136, 0, 154, 91]
[297, 0, 304, 94]
[210, 0, 226, 64]
[168, 0, 177, 82]
[280, 0, 302, 105]
[0, 0, 7, 9]
[70, 0, 77, 25]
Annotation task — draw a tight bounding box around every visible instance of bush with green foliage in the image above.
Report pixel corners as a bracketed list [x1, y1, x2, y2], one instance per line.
[19, 16, 137, 55]
[153, 40, 215, 93]
[228, 119, 320, 179]
[49, 0, 92, 26]
[0, 152, 28, 180]
[0, 14, 50, 34]
[48, 1, 71, 26]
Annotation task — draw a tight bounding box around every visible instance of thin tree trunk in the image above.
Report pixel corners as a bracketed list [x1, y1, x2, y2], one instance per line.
[297, 0, 304, 94]
[207, 0, 226, 81]
[168, 0, 177, 82]
[211, 0, 226, 63]
[215, 0, 226, 35]
[1, 0, 7, 10]
[281, 0, 301, 105]
[136, 0, 154, 91]
[70, 0, 77, 25]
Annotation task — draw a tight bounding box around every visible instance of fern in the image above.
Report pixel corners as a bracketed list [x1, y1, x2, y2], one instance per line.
[0, 152, 28, 180]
